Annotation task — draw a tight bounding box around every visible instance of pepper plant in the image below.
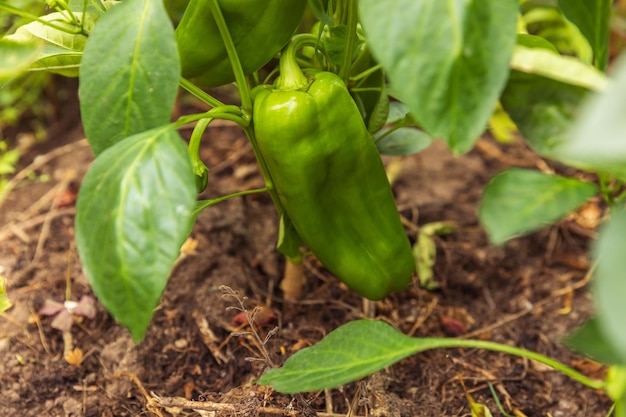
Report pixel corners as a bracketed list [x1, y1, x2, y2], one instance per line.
[2, 0, 626, 413]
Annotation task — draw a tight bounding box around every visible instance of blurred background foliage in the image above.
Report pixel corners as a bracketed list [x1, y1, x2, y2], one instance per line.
[1, 0, 52, 194]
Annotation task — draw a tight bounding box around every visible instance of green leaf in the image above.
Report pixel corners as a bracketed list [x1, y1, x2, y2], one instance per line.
[413, 222, 454, 290]
[516, 33, 559, 54]
[75, 125, 196, 341]
[479, 168, 598, 245]
[68, 0, 104, 13]
[68, 0, 120, 13]
[558, 0, 611, 71]
[521, 3, 592, 62]
[510, 45, 607, 91]
[307, 0, 332, 25]
[0, 275, 11, 314]
[556, 55, 626, 181]
[352, 66, 388, 134]
[4, 12, 98, 77]
[467, 393, 494, 417]
[375, 127, 432, 156]
[79, 0, 180, 156]
[592, 210, 626, 364]
[360, 0, 518, 153]
[0, 148, 20, 175]
[0, 39, 41, 81]
[386, 101, 413, 125]
[162, 0, 189, 24]
[258, 319, 604, 394]
[564, 317, 626, 365]
[277, 211, 303, 261]
[500, 71, 589, 158]
[414, 232, 438, 290]
[607, 366, 626, 410]
[488, 102, 518, 144]
[322, 25, 349, 67]
[258, 320, 430, 393]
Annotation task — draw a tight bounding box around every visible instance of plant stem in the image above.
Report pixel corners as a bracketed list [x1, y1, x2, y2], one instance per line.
[51, 0, 79, 26]
[179, 78, 225, 108]
[0, 2, 89, 36]
[280, 259, 305, 301]
[351, 64, 383, 82]
[373, 126, 401, 145]
[598, 172, 615, 205]
[188, 117, 211, 175]
[242, 126, 278, 203]
[193, 187, 269, 215]
[174, 106, 247, 128]
[421, 337, 605, 390]
[207, 0, 253, 116]
[277, 34, 318, 91]
[488, 383, 516, 417]
[65, 245, 74, 301]
[350, 87, 383, 93]
[338, 0, 359, 84]
[605, 403, 616, 417]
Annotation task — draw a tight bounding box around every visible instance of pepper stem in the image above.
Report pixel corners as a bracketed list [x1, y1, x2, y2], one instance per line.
[338, 0, 359, 84]
[207, 0, 253, 116]
[280, 259, 305, 302]
[277, 34, 319, 91]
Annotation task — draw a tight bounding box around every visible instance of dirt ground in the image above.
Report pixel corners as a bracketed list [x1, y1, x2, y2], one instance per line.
[0, 78, 613, 417]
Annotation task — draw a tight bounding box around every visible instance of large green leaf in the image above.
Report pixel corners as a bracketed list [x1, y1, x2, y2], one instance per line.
[565, 317, 626, 365]
[359, 0, 518, 153]
[258, 320, 431, 393]
[75, 125, 196, 341]
[375, 127, 432, 156]
[510, 45, 607, 91]
[479, 168, 597, 245]
[79, 0, 180, 156]
[3, 12, 97, 77]
[592, 211, 626, 364]
[258, 319, 603, 394]
[556, 55, 626, 181]
[500, 71, 589, 158]
[558, 0, 611, 71]
[521, 3, 592, 63]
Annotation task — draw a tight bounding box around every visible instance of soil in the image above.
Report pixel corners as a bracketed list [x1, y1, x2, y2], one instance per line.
[0, 78, 613, 417]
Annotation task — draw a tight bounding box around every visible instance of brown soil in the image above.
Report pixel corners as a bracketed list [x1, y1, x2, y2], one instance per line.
[0, 80, 612, 417]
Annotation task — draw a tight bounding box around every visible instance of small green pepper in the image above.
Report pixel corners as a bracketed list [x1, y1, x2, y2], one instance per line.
[252, 39, 414, 300]
[194, 165, 209, 193]
[175, 0, 307, 88]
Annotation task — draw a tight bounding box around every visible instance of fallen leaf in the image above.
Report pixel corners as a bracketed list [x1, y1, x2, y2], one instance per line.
[441, 316, 467, 336]
[65, 347, 84, 367]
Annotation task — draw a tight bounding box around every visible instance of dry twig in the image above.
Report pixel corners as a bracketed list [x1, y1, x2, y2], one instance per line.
[0, 139, 88, 209]
[220, 285, 278, 368]
[108, 372, 164, 417]
[462, 270, 592, 340]
[150, 392, 366, 417]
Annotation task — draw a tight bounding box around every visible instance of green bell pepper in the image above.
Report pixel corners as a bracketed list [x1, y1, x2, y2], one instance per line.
[252, 38, 415, 300]
[175, 0, 307, 88]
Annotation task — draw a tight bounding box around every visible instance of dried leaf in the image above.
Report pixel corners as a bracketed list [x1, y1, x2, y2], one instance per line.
[441, 316, 468, 336]
[51, 310, 73, 332]
[65, 348, 84, 367]
[39, 299, 65, 316]
[72, 295, 97, 319]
